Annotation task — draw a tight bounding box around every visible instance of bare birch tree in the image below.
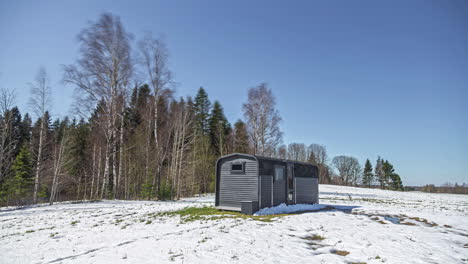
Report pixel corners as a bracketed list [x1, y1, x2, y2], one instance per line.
[332, 155, 361, 185]
[0, 88, 17, 183]
[242, 83, 282, 157]
[49, 130, 68, 205]
[63, 13, 133, 198]
[29, 67, 52, 203]
[138, 33, 173, 196]
[287, 143, 307, 161]
[307, 143, 331, 183]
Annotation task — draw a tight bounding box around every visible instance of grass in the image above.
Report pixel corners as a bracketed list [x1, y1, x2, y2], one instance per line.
[25, 230, 35, 233]
[71, 220, 79, 225]
[156, 206, 288, 223]
[408, 216, 438, 227]
[401, 221, 417, 226]
[303, 234, 325, 241]
[331, 249, 350, 256]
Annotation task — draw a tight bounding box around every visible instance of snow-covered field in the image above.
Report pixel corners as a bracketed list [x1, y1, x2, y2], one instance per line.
[1, 185, 467, 264]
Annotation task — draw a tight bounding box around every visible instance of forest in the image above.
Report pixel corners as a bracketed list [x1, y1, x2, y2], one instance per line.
[0, 13, 406, 207]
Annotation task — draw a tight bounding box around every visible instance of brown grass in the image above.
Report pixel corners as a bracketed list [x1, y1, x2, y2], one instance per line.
[303, 234, 325, 241]
[331, 250, 350, 256]
[401, 221, 417, 226]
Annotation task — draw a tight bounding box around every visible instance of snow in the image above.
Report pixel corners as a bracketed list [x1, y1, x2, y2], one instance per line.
[1, 185, 467, 263]
[254, 203, 327, 215]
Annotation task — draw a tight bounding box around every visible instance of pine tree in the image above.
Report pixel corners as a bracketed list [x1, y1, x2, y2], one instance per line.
[390, 173, 404, 191]
[208, 101, 230, 156]
[66, 119, 89, 198]
[2, 144, 33, 205]
[362, 159, 373, 187]
[193, 87, 211, 134]
[19, 113, 32, 148]
[381, 159, 404, 191]
[375, 156, 385, 189]
[382, 160, 394, 188]
[232, 120, 250, 154]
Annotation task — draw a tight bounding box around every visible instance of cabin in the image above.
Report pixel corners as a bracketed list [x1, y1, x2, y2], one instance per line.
[215, 153, 319, 214]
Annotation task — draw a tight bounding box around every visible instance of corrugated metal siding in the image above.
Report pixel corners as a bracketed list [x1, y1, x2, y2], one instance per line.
[219, 157, 258, 210]
[295, 177, 319, 204]
[273, 180, 286, 206]
[259, 175, 273, 209]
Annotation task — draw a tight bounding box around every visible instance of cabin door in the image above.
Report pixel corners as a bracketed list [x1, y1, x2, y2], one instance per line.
[287, 162, 294, 204]
[273, 165, 286, 206]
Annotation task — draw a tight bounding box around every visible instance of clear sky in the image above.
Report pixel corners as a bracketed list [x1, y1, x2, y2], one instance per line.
[0, 0, 467, 186]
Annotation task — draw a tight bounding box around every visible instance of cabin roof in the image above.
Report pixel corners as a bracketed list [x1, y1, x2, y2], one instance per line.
[217, 153, 318, 168]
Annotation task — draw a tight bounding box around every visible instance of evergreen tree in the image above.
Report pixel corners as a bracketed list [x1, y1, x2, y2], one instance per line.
[375, 156, 385, 189]
[382, 160, 404, 191]
[0, 106, 23, 183]
[232, 120, 250, 154]
[127, 84, 151, 132]
[19, 113, 32, 147]
[66, 119, 89, 198]
[193, 87, 211, 134]
[362, 159, 373, 187]
[382, 160, 394, 188]
[1, 144, 33, 205]
[208, 101, 230, 156]
[390, 173, 404, 191]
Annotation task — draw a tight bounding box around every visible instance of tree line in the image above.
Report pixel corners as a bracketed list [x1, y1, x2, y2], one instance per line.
[0, 13, 406, 207]
[272, 142, 404, 190]
[0, 13, 285, 206]
[414, 183, 468, 195]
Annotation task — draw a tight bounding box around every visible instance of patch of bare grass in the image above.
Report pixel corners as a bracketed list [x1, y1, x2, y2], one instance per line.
[331, 249, 350, 256]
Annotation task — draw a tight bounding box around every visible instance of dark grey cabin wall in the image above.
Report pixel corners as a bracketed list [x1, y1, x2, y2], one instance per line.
[259, 160, 288, 207]
[259, 175, 272, 209]
[273, 179, 286, 206]
[295, 177, 319, 204]
[218, 156, 258, 210]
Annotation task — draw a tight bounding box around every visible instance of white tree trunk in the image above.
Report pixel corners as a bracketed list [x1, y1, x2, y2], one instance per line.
[33, 118, 45, 204]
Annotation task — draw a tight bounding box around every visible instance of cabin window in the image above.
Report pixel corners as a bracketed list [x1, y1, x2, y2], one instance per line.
[274, 166, 285, 182]
[231, 162, 245, 174]
[294, 164, 316, 178]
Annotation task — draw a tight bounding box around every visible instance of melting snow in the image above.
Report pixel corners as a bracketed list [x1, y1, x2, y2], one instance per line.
[254, 203, 327, 215]
[1, 185, 467, 264]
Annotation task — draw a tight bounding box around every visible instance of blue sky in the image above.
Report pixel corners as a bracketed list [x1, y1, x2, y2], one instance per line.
[0, 0, 466, 186]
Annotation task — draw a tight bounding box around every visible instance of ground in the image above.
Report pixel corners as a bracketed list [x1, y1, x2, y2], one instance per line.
[1, 185, 467, 264]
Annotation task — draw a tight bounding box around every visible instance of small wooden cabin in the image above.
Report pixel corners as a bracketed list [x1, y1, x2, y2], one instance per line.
[215, 153, 319, 214]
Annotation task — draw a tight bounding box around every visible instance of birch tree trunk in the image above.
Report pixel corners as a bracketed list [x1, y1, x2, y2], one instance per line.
[117, 107, 125, 199]
[33, 118, 44, 204]
[50, 133, 67, 205]
[90, 144, 96, 200]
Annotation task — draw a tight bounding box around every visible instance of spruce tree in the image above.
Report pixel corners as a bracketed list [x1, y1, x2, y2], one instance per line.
[3, 144, 33, 204]
[193, 87, 211, 134]
[208, 101, 230, 156]
[382, 160, 394, 188]
[362, 159, 373, 187]
[233, 120, 250, 153]
[19, 113, 32, 147]
[375, 156, 385, 189]
[66, 119, 88, 184]
[390, 173, 404, 191]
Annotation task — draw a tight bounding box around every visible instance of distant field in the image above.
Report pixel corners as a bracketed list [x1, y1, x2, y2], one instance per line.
[1, 185, 467, 264]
